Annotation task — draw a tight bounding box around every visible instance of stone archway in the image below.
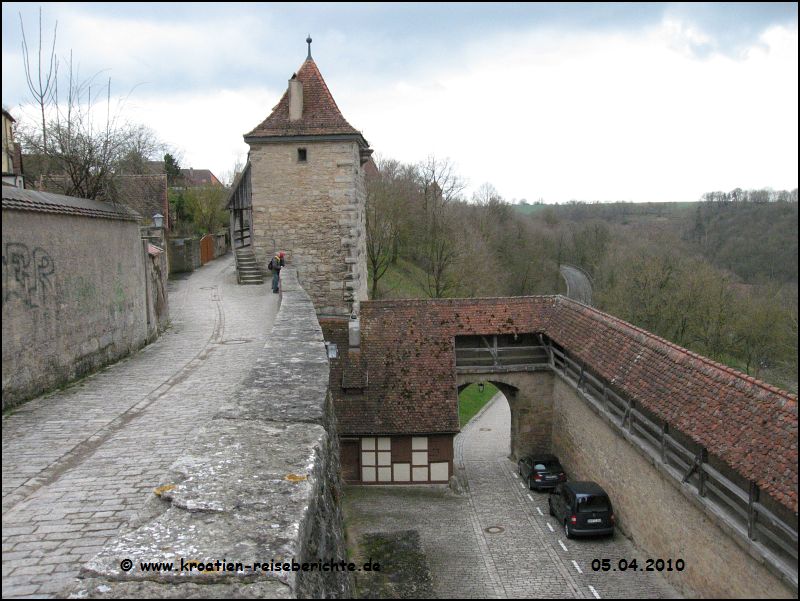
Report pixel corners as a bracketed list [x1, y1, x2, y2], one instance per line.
[457, 370, 554, 461]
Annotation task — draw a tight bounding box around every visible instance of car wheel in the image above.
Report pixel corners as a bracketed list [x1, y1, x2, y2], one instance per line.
[548, 500, 554, 516]
[527, 476, 534, 490]
[564, 521, 573, 539]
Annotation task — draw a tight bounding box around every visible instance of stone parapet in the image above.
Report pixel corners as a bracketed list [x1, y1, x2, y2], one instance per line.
[66, 268, 352, 599]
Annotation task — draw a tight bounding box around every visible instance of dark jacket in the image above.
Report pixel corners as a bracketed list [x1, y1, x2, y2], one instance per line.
[269, 256, 285, 272]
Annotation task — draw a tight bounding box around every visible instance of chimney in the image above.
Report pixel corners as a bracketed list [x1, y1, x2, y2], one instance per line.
[288, 74, 303, 122]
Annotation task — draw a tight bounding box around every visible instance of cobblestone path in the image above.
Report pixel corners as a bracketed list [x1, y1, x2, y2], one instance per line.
[2, 256, 277, 598]
[458, 394, 680, 599]
[345, 393, 681, 599]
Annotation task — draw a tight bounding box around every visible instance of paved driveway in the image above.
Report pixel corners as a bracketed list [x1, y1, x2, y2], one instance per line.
[345, 393, 681, 599]
[2, 256, 277, 598]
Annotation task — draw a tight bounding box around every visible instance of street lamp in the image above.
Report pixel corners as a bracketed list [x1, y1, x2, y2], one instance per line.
[153, 213, 164, 228]
[326, 342, 338, 360]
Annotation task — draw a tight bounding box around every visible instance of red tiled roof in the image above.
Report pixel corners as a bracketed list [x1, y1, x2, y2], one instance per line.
[180, 168, 220, 187]
[340, 296, 797, 512]
[114, 175, 169, 228]
[245, 58, 365, 142]
[549, 298, 797, 513]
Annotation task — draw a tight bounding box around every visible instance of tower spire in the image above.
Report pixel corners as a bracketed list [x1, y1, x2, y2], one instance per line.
[306, 35, 312, 60]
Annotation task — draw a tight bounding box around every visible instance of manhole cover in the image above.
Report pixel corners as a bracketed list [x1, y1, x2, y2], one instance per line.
[479, 428, 492, 431]
[484, 526, 505, 534]
[219, 339, 253, 345]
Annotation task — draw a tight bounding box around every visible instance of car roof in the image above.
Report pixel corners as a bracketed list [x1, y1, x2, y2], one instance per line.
[564, 481, 608, 496]
[525, 454, 560, 462]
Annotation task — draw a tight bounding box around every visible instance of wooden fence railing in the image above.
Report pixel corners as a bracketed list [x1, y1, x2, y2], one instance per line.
[548, 344, 798, 583]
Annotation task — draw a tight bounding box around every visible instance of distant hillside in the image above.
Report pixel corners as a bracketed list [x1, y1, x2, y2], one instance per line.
[685, 201, 798, 284]
[514, 199, 798, 285]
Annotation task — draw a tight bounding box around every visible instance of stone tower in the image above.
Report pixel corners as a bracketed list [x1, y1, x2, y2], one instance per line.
[244, 43, 371, 318]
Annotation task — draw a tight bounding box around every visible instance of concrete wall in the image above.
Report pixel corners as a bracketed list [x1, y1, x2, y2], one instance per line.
[2, 210, 149, 408]
[249, 140, 368, 317]
[167, 237, 201, 274]
[68, 268, 353, 598]
[551, 375, 795, 599]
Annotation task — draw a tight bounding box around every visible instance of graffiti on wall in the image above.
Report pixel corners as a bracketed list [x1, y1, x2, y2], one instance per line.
[2, 243, 55, 308]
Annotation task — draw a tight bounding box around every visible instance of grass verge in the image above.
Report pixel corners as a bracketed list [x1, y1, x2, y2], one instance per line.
[458, 382, 499, 427]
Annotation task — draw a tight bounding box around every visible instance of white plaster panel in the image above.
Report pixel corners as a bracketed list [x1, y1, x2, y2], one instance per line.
[412, 466, 428, 482]
[430, 462, 449, 481]
[393, 463, 410, 482]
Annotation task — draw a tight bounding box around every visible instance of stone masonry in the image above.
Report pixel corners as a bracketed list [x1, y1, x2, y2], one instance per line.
[550, 375, 796, 598]
[66, 267, 352, 598]
[248, 140, 368, 317]
[2, 257, 278, 598]
[243, 51, 370, 319]
[2, 190, 149, 408]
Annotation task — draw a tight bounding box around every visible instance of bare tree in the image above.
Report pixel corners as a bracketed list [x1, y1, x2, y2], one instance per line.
[365, 160, 395, 298]
[19, 8, 58, 156]
[416, 156, 466, 298]
[18, 46, 164, 200]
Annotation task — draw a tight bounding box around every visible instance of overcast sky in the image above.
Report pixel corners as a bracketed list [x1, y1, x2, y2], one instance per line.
[2, 2, 797, 202]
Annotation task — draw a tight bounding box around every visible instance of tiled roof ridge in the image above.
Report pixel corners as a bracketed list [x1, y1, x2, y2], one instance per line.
[555, 296, 797, 403]
[2, 188, 139, 221]
[364, 295, 562, 307]
[116, 174, 167, 179]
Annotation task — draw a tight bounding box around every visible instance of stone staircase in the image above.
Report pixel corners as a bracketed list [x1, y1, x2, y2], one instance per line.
[235, 248, 264, 285]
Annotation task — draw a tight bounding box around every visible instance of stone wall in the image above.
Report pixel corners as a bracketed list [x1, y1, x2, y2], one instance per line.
[167, 237, 200, 274]
[67, 268, 353, 598]
[249, 140, 368, 317]
[2, 210, 149, 408]
[551, 375, 795, 599]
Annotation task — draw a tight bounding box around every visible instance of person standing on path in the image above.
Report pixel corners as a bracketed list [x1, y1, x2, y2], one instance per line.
[269, 251, 285, 293]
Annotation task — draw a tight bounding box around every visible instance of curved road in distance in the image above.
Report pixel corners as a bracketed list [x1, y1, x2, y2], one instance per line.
[559, 264, 593, 306]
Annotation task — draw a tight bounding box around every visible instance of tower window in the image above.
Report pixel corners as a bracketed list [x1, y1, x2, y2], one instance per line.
[297, 148, 307, 162]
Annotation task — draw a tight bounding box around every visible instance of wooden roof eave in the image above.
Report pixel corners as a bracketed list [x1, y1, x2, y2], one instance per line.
[225, 161, 252, 211]
[244, 132, 370, 149]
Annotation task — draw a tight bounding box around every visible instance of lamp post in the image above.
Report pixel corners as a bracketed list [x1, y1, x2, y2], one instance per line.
[153, 213, 164, 229]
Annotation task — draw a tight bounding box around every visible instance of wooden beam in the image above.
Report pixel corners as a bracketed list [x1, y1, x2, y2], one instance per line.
[748, 481, 760, 540]
[698, 448, 708, 497]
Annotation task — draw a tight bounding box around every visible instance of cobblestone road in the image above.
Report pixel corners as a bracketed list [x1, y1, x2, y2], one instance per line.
[345, 394, 681, 599]
[2, 256, 277, 599]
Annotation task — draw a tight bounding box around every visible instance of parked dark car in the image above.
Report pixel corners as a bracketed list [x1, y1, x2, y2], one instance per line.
[548, 481, 615, 538]
[517, 454, 566, 490]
